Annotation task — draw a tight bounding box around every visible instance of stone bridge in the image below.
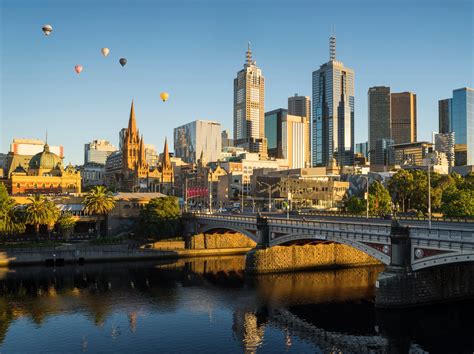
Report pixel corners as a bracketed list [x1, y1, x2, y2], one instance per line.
[185, 213, 474, 307]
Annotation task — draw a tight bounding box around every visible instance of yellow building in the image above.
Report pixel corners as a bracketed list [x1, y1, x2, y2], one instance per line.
[6, 143, 81, 195]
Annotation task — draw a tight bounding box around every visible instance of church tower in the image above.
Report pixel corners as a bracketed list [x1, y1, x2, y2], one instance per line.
[122, 100, 141, 171]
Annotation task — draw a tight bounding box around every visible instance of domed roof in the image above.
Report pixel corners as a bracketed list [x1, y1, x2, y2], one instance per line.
[29, 144, 63, 170]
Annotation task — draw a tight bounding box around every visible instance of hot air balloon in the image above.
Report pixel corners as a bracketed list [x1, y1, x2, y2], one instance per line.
[75, 65, 83, 74]
[101, 48, 110, 57]
[160, 92, 169, 102]
[119, 58, 127, 67]
[42, 24, 53, 36]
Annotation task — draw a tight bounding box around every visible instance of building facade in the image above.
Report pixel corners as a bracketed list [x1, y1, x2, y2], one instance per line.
[368, 86, 391, 162]
[84, 139, 117, 165]
[174, 120, 222, 164]
[434, 132, 455, 167]
[390, 141, 433, 166]
[391, 92, 417, 144]
[282, 114, 310, 169]
[233, 44, 267, 158]
[264, 108, 286, 159]
[312, 36, 354, 167]
[288, 94, 311, 165]
[451, 87, 474, 165]
[355, 142, 369, 159]
[221, 130, 234, 148]
[439, 98, 452, 134]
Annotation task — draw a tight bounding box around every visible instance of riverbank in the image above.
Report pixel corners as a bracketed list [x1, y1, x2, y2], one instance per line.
[0, 243, 252, 267]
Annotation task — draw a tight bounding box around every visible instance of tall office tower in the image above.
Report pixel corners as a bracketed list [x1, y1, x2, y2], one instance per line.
[355, 142, 369, 159]
[312, 35, 354, 167]
[368, 86, 391, 162]
[221, 130, 234, 148]
[374, 138, 395, 166]
[233, 43, 267, 158]
[451, 87, 474, 165]
[282, 114, 310, 168]
[84, 139, 117, 165]
[264, 108, 287, 158]
[438, 98, 452, 134]
[288, 94, 311, 167]
[174, 120, 222, 164]
[391, 92, 417, 144]
[119, 128, 127, 150]
[434, 132, 455, 167]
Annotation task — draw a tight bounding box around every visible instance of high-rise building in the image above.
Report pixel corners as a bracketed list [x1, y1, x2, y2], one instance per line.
[174, 120, 222, 164]
[10, 138, 63, 158]
[434, 132, 455, 167]
[233, 43, 267, 158]
[282, 114, 310, 168]
[144, 144, 159, 167]
[221, 130, 234, 148]
[288, 94, 311, 166]
[355, 142, 369, 159]
[84, 140, 117, 165]
[312, 35, 354, 167]
[438, 98, 452, 134]
[451, 87, 474, 165]
[264, 108, 287, 158]
[374, 138, 394, 166]
[368, 86, 391, 161]
[391, 92, 417, 144]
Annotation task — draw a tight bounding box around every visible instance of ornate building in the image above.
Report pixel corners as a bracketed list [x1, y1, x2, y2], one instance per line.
[105, 101, 174, 194]
[5, 142, 81, 195]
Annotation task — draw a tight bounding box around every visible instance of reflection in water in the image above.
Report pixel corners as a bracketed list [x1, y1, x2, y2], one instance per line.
[0, 257, 473, 353]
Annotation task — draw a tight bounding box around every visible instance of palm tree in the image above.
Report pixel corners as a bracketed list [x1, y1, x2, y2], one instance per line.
[0, 197, 25, 236]
[25, 195, 58, 238]
[82, 186, 116, 238]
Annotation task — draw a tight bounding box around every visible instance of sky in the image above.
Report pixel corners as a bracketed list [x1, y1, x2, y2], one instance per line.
[1, 0, 473, 165]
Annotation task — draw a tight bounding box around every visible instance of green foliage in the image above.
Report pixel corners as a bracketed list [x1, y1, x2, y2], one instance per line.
[83, 186, 116, 237]
[24, 195, 59, 235]
[138, 197, 180, 238]
[57, 212, 76, 232]
[344, 195, 366, 215]
[368, 181, 392, 216]
[0, 197, 25, 235]
[387, 169, 414, 212]
[441, 186, 474, 218]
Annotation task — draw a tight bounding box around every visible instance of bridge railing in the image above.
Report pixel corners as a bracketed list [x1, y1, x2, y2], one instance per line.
[410, 227, 474, 241]
[194, 213, 256, 223]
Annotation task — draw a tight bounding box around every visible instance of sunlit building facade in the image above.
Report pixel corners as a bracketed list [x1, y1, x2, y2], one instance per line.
[451, 87, 474, 165]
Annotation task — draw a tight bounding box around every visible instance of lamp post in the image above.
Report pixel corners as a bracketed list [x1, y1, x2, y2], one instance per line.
[427, 160, 431, 229]
[360, 175, 369, 220]
[259, 181, 272, 212]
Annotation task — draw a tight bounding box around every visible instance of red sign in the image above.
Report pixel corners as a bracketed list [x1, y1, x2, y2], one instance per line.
[187, 187, 208, 198]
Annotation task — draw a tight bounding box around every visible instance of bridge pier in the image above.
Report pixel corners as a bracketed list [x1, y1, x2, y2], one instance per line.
[375, 221, 474, 308]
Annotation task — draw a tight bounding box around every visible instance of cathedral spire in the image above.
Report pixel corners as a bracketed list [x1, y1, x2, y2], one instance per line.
[139, 134, 146, 164]
[162, 137, 171, 168]
[128, 100, 137, 140]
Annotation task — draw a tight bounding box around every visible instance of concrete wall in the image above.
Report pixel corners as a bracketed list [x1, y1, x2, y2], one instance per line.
[245, 243, 381, 274]
[376, 263, 474, 308]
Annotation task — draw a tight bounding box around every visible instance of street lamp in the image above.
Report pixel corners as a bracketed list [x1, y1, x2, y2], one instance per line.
[360, 175, 369, 220]
[258, 181, 273, 212]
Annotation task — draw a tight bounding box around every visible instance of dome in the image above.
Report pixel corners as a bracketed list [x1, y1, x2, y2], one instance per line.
[29, 144, 63, 170]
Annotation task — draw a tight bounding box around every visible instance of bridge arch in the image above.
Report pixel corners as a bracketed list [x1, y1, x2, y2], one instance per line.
[270, 232, 391, 265]
[198, 224, 259, 244]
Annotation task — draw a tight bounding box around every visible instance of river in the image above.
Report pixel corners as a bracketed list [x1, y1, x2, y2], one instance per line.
[0, 256, 473, 353]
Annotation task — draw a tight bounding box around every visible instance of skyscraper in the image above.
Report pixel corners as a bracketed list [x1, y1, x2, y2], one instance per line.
[391, 92, 417, 144]
[288, 94, 311, 167]
[84, 140, 117, 165]
[282, 114, 310, 168]
[434, 132, 455, 167]
[264, 108, 287, 158]
[174, 120, 222, 164]
[312, 35, 354, 167]
[233, 43, 267, 158]
[368, 86, 391, 162]
[451, 87, 474, 165]
[438, 98, 452, 134]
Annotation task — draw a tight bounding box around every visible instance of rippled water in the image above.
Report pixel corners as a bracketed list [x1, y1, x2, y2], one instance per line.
[0, 257, 473, 353]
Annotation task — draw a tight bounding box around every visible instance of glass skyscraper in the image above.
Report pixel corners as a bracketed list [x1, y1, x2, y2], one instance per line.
[312, 36, 354, 167]
[451, 87, 474, 165]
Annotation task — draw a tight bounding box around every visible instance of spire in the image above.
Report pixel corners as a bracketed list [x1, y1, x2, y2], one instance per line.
[162, 137, 171, 168]
[128, 100, 137, 139]
[139, 134, 146, 164]
[245, 42, 252, 67]
[329, 34, 336, 61]
[44, 130, 50, 152]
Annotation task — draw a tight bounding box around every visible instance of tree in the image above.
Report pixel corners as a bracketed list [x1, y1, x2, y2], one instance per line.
[24, 195, 59, 238]
[82, 186, 116, 237]
[344, 195, 366, 215]
[0, 197, 25, 236]
[369, 181, 392, 216]
[57, 211, 76, 240]
[441, 188, 474, 218]
[388, 170, 414, 212]
[138, 197, 180, 239]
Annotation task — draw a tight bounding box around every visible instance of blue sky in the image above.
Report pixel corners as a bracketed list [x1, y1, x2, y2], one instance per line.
[1, 0, 473, 164]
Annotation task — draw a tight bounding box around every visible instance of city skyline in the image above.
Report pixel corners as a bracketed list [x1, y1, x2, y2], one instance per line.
[1, 0, 473, 164]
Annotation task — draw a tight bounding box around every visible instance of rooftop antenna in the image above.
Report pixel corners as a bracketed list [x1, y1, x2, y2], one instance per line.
[246, 41, 252, 66]
[329, 25, 336, 61]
